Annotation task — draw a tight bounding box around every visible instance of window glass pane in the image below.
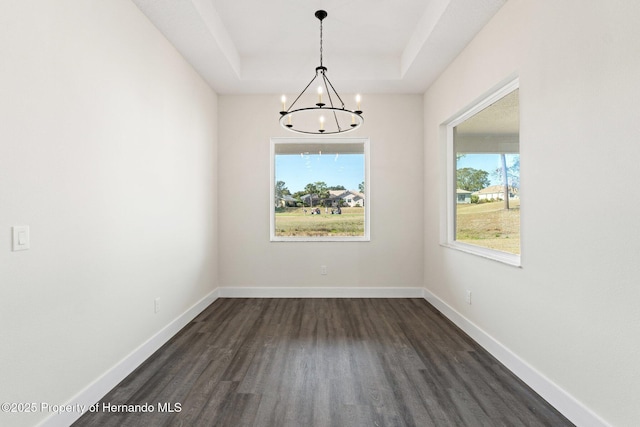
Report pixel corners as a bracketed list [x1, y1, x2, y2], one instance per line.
[271, 139, 369, 241]
[453, 88, 520, 255]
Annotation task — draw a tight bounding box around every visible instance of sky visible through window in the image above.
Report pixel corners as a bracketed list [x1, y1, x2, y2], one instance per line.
[457, 153, 519, 185]
[275, 153, 364, 193]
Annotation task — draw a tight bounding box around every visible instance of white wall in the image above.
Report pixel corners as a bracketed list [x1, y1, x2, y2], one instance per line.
[218, 94, 423, 289]
[423, 1, 640, 426]
[5, 0, 637, 425]
[0, 1, 218, 426]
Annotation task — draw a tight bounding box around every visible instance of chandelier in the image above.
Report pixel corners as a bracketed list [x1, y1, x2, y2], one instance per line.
[279, 10, 363, 135]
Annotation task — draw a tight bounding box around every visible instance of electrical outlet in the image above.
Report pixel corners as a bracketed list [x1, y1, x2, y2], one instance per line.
[466, 290, 472, 305]
[154, 297, 160, 313]
[320, 265, 327, 275]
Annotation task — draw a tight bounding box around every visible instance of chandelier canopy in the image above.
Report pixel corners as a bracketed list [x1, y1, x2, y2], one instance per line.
[279, 10, 363, 135]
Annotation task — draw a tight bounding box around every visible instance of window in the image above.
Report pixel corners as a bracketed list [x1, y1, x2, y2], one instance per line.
[445, 78, 520, 265]
[270, 137, 370, 241]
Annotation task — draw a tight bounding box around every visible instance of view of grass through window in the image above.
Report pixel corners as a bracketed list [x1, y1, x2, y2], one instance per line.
[454, 88, 520, 255]
[272, 140, 367, 240]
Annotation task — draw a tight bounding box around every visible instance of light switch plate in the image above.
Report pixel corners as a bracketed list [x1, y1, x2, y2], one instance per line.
[12, 226, 30, 251]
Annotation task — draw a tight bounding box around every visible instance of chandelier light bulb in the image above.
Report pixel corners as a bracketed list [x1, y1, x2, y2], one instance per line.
[355, 94, 363, 115]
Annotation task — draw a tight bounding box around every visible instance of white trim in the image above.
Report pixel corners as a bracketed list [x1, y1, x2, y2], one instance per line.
[38, 289, 219, 427]
[441, 241, 522, 267]
[422, 288, 611, 427]
[446, 77, 519, 128]
[270, 137, 371, 242]
[218, 286, 423, 298]
[39, 286, 607, 427]
[442, 76, 521, 267]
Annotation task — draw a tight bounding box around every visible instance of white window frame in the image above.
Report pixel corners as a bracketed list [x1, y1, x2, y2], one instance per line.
[442, 77, 521, 267]
[270, 137, 370, 242]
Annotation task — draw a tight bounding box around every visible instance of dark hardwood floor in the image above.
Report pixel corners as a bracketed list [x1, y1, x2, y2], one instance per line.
[73, 298, 573, 426]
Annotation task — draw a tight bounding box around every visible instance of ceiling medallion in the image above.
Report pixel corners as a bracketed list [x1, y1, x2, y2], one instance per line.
[279, 10, 363, 135]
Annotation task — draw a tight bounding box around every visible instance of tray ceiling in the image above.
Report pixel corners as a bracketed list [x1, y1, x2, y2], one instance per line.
[132, 0, 507, 94]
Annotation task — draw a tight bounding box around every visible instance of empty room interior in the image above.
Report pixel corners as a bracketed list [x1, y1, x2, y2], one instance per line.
[1, 1, 639, 426]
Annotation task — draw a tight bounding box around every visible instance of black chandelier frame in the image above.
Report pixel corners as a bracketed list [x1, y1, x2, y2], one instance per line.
[279, 10, 363, 135]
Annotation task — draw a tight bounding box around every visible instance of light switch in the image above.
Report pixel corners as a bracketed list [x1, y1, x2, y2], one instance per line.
[12, 226, 30, 251]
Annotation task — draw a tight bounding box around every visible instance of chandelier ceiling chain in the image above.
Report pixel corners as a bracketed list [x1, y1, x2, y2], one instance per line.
[278, 10, 363, 135]
[319, 11, 323, 68]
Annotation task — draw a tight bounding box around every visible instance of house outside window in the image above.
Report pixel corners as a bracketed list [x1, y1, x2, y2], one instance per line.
[444, 78, 520, 266]
[270, 138, 370, 242]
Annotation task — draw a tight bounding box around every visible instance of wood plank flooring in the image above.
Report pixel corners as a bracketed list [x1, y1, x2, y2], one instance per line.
[73, 298, 573, 427]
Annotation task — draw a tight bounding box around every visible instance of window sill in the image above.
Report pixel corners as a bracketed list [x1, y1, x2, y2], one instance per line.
[271, 236, 370, 242]
[441, 241, 521, 268]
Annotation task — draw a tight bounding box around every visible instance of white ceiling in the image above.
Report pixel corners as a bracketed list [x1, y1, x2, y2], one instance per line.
[457, 89, 519, 135]
[131, 0, 507, 94]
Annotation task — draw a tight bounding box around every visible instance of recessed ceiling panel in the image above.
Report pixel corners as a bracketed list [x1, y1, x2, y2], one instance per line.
[132, 0, 507, 94]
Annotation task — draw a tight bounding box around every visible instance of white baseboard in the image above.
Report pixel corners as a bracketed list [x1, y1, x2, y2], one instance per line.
[39, 286, 607, 427]
[422, 288, 610, 427]
[38, 288, 219, 427]
[217, 286, 424, 298]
